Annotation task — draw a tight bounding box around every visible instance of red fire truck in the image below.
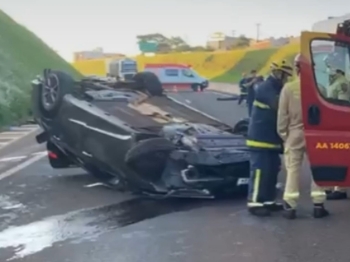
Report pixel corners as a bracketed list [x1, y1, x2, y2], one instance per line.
[301, 19, 350, 187]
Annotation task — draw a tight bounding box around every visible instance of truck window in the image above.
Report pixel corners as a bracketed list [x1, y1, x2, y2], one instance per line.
[311, 39, 350, 105]
[165, 69, 179, 76]
[121, 62, 137, 72]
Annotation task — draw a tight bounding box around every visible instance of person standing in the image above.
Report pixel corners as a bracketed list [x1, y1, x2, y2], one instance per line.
[277, 54, 329, 219]
[244, 70, 258, 116]
[238, 73, 248, 105]
[246, 60, 293, 217]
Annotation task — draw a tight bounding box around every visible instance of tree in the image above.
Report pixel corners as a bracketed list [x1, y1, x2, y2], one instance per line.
[137, 33, 168, 44]
[235, 35, 250, 47]
[137, 33, 209, 53]
[227, 34, 251, 49]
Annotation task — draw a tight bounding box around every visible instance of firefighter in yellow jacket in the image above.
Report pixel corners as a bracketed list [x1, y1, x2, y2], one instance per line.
[277, 54, 329, 219]
[323, 53, 350, 200]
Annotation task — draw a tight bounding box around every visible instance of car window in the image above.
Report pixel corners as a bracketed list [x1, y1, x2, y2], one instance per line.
[165, 69, 179, 76]
[311, 39, 350, 106]
[182, 69, 194, 77]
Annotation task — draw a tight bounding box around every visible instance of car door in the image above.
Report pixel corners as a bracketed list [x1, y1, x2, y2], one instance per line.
[300, 31, 350, 187]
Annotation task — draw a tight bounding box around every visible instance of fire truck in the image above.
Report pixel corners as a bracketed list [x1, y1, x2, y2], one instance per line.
[301, 18, 350, 187]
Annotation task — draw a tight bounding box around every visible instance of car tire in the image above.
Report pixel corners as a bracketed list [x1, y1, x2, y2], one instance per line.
[233, 118, 249, 136]
[125, 137, 176, 181]
[47, 141, 74, 168]
[39, 69, 75, 118]
[133, 72, 164, 96]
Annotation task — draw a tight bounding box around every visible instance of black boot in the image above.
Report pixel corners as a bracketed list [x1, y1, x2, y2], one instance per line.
[248, 205, 271, 217]
[265, 202, 284, 212]
[313, 204, 330, 219]
[326, 190, 347, 200]
[282, 202, 296, 220]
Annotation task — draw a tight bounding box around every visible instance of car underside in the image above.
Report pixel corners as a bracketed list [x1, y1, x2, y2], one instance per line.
[32, 69, 250, 198]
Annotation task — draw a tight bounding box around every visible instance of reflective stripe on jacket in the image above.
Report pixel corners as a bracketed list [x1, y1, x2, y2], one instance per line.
[246, 75, 284, 150]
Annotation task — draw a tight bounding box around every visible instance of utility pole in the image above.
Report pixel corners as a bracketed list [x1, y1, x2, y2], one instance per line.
[256, 23, 261, 42]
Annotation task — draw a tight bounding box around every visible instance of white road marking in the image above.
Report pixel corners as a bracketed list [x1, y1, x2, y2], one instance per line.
[31, 151, 47, 156]
[0, 153, 46, 182]
[0, 156, 27, 162]
[0, 132, 28, 135]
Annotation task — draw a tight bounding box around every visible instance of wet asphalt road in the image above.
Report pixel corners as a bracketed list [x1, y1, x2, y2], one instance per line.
[1, 90, 350, 262]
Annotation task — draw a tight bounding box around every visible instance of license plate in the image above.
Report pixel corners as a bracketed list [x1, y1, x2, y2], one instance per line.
[237, 178, 249, 186]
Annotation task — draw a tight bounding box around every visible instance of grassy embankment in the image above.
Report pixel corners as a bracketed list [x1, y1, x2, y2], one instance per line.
[0, 10, 81, 127]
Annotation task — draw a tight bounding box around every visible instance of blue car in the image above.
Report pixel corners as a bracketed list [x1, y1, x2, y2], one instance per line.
[143, 63, 208, 92]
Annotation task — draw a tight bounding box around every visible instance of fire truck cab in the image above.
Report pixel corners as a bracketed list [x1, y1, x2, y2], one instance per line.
[301, 19, 350, 187]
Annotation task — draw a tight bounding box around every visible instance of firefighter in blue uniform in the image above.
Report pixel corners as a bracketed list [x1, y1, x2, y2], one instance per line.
[246, 60, 294, 217]
[238, 73, 248, 105]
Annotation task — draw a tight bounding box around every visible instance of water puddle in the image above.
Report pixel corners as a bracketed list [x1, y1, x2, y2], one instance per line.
[0, 197, 204, 260]
[0, 195, 26, 211]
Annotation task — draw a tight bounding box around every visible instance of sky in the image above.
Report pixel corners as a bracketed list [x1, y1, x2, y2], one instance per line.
[1, 0, 350, 62]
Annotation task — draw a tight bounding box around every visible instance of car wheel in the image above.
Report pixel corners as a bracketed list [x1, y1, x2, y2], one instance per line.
[39, 69, 75, 118]
[125, 137, 176, 182]
[133, 72, 164, 96]
[233, 118, 249, 136]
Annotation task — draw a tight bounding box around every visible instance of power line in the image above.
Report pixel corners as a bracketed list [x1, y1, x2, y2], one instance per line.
[256, 23, 261, 42]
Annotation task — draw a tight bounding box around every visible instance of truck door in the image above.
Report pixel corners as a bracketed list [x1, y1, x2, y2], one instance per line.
[300, 28, 350, 187]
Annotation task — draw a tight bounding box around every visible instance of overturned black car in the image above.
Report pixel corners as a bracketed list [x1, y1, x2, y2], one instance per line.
[32, 69, 250, 198]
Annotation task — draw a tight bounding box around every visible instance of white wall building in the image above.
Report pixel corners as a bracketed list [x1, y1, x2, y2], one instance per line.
[312, 14, 350, 33]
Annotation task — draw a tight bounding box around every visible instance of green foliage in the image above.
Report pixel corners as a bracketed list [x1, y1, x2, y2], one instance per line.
[137, 33, 212, 53]
[229, 35, 251, 49]
[212, 48, 278, 83]
[0, 9, 82, 127]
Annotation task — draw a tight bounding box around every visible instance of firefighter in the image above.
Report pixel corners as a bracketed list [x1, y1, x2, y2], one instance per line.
[246, 75, 265, 117]
[323, 53, 350, 200]
[254, 75, 265, 89]
[277, 54, 329, 219]
[246, 60, 293, 217]
[244, 70, 258, 116]
[238, 73, 248, 105]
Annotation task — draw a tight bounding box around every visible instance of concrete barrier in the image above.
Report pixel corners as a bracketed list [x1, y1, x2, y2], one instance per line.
[208, 82, 239, 94]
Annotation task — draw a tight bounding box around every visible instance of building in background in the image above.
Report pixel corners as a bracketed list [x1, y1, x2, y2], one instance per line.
[74, 47, 125, 61]
[312, 13, 350, 33]
[206, 32, 238, 50]
[206, 32, 293, 50]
